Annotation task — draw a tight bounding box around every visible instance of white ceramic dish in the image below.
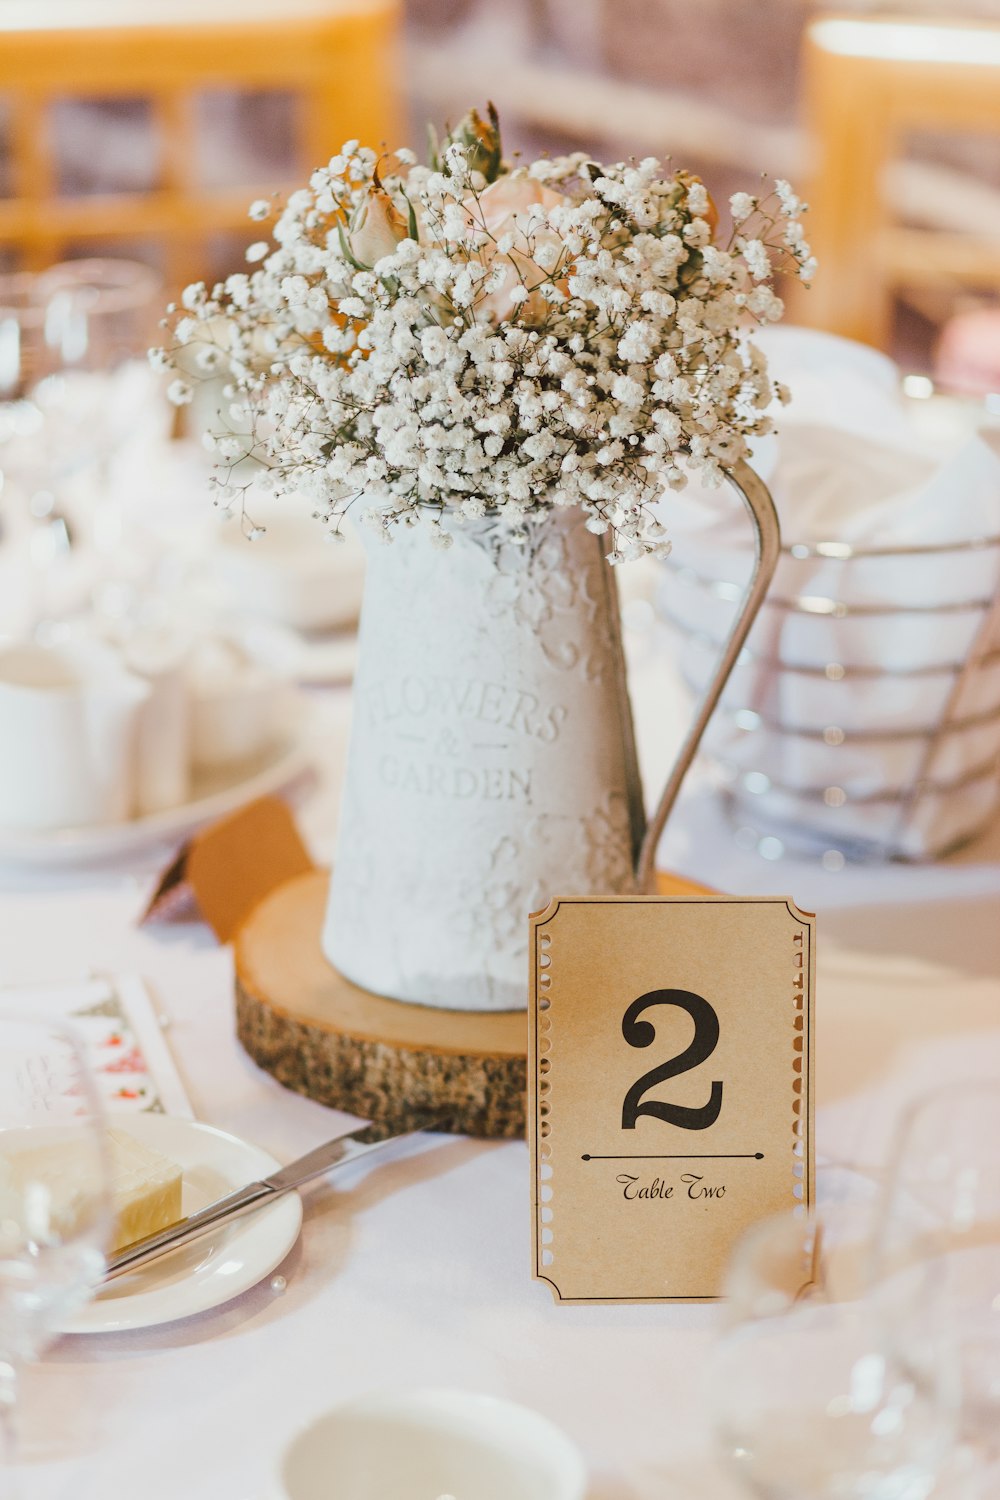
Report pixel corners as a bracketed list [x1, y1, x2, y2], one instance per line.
[0, 734, 309, 869]
[61, 1115, 302, 1334]
[277, 1388, 587, 1500]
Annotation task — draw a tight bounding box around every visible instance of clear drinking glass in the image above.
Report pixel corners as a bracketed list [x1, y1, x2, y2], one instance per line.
[0, 1014, 112, 1489]
[877, 1081, 1000, 1488]
[0, 274, 47, 403]
[0, 274, 49, 494]
[0, 260, 164, 632]
[37, 259, 161, 405]
[710, 1204, 957, 1500]
[33, 258, 164, 557]
[0, 273, 68, 635]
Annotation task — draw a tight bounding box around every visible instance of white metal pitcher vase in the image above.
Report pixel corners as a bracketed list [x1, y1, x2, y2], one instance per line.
[323, 460, 780, 1011]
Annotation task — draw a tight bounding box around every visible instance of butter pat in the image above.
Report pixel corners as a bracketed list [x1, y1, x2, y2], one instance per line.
[105, 1127, 183, 1252]
[0, 1127, 183, 1253]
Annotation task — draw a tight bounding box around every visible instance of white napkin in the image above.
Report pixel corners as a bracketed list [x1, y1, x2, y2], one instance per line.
[658, 329, 1000, 859]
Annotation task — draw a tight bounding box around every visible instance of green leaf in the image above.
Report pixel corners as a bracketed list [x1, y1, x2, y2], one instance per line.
[400, 189, 419, 243]
[336, 221, 368, 272]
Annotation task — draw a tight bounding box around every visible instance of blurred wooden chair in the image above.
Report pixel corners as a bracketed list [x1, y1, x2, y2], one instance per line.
[799, 12, 1000, 349]
[0, 0, 403, 293]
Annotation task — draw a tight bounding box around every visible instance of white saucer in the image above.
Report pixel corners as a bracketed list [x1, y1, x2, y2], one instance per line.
[61, 1115, 302, 1334]
[0, 736, 310, 870]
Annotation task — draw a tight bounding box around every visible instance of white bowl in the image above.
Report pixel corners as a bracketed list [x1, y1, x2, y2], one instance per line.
[277, 1388, 587, 1500]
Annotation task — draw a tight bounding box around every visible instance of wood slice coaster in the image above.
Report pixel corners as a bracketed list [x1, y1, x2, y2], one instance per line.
[235, 867, 712, 1139]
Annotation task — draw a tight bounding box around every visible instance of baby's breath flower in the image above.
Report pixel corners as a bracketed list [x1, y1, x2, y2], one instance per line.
[194, 345, 224, 373]
[775, 179, 801, 216]
[729, 192, 756, 223]
[160, 114, 809, 563]
[686, 181, 709, 216]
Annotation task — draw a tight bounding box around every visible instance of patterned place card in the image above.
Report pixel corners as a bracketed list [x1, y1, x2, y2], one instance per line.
[0, 975, 193, 1119]
[528, 896, 815, 1303]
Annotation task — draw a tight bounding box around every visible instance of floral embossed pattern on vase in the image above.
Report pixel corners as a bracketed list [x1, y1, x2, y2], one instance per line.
[324, 508, 644, 1010]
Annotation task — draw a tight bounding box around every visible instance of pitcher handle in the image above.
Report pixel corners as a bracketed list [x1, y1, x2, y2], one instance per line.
[635, 457, 782, 890]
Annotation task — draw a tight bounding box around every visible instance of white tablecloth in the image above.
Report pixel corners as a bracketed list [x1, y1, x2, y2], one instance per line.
[4, 646, 1000, 1500]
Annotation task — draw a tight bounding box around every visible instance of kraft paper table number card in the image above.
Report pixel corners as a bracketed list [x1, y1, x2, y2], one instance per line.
[528, 895, 815, 1304]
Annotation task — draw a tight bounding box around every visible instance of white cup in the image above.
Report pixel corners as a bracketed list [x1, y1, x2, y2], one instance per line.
[276, 1388, 587, 1500]
[124, 627, 192, 815]
[0, 640, 150, 829]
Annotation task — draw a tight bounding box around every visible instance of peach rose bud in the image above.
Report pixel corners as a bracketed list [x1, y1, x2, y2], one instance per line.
[348, 184, 409, 267]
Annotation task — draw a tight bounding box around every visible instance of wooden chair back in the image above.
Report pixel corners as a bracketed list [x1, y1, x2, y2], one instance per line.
[0, 0, 402, 293]
[800, 12, 1000, 347]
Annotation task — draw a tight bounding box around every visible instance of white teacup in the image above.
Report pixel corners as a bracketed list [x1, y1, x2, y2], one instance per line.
[277, 1388, 587, 1500]
[0, 640, 150, 829]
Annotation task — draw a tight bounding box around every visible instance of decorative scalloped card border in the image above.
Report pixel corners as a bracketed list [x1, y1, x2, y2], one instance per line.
[528, 895, 815, 1304]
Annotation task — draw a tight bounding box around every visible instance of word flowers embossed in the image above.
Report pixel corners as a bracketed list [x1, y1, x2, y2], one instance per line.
[157, 105, 812, 564]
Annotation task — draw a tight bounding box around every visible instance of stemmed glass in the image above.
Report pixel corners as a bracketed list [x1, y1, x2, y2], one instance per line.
[877, 1080, 1000, 1493]
[0, 259, 164, 632]
[0, 270, 86, 637]
[0, 274, 51, 550]
[0, 274, 47, 403]
[36, 258, 163, 448]
[33, 258, 164, 552]
[710, 1203, 958, 1500]
[0, 1014, 112, 1492]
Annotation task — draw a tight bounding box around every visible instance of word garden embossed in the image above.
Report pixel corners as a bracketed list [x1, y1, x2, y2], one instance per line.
[159, 106, 810, 1011]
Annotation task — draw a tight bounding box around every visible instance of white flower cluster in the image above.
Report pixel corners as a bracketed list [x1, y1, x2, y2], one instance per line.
[158, 116, 813, 563]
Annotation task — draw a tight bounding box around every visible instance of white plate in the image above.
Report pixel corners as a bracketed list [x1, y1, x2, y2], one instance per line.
[0, 736, 310, 870]
[61, 1115, 302, 1334]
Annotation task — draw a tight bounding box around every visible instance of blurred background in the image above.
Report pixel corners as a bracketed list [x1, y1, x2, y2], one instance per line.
[411, 0, 1000, 372]
[3, 0, 1000, 368]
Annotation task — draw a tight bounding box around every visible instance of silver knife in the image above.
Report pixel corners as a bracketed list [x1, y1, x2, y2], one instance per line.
[103, 1116, 445, 1281]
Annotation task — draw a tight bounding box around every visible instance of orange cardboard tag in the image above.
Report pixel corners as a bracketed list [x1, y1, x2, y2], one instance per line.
[528, 895, 815, 1304]
[142, 797, 315, 941]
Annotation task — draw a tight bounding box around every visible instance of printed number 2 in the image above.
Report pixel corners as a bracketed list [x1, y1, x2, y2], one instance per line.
[621, 989, 723, 1131]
